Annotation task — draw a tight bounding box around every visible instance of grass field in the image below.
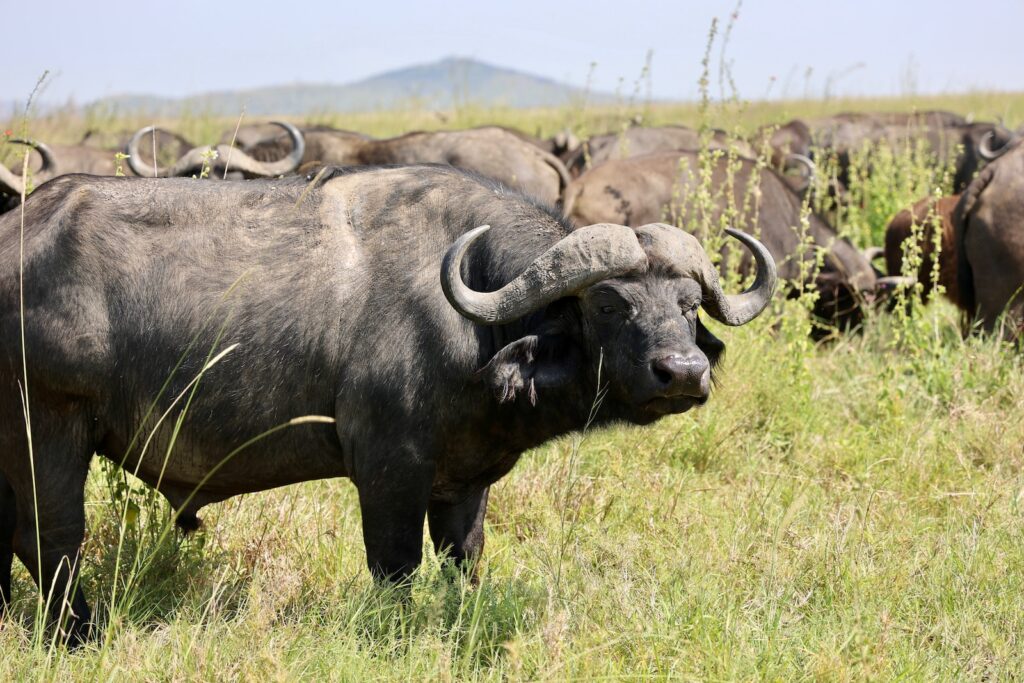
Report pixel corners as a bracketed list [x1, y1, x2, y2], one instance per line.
[1, 90, 1023, 680]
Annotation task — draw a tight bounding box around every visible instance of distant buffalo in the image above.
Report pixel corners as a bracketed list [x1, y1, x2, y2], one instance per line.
[562, 125, 756, 177]
[772, 111, 1015, 193]
[246, 126, 570, 206]
[127, 121, 307, 179]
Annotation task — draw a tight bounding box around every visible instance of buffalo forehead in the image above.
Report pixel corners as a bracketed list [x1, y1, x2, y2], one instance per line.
[635, 223, 709, 278]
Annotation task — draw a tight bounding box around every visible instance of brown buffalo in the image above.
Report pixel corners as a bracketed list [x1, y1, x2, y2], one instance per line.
[953, 140, 1024, 338]
[562, 125, 755, 178]
[883, 194, 960, 305]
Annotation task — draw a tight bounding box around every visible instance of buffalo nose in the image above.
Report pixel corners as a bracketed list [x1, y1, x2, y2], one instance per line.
[650, 353, 710, 398]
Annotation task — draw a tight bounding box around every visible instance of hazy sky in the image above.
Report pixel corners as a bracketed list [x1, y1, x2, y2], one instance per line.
[4, 0, 1022, 106]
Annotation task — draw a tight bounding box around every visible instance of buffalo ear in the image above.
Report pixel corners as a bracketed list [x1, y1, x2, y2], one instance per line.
[477, 334, 577, 405]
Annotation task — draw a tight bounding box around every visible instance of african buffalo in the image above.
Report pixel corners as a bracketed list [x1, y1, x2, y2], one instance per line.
[4, 138, 124, 178]
[126, 121, 306, 179]
[883, 194, 960, 306]
[229, 123, 372, 161]
[753, 120, 818, 193]
[562, 150, 876, 335]
[1, 130, 196, 195]
[78, 127, 194, 170]
[246, 127, 569, 206]
[953, 139, 1024, 338]
[785, 112, 1013, 193]
[0, 165, 774, 643]
[562, 125, 756, 178]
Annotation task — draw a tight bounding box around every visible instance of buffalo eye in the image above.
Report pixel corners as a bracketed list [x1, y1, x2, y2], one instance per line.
[600, 305, 618, 315]
[680, 300, 700, 314]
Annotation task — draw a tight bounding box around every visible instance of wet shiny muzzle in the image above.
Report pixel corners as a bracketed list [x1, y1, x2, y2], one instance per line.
[649, 353, 710, 400]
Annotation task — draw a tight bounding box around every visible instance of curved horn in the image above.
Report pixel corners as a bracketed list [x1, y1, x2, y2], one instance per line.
[978, 129, 1014, 161]
[875, 275, 916, 289]
[784, 153, 815, 180]
[217, 121, 306, 177]
[129, 127, 229, 179]
[0, 165, 25, 197]
[441, 223, 648, 325]
[126, 125, 167, 178]
[538, 148, 572, 196]
[0, 138, 59, 195]
[128, 122, 306, 179]
[699, 229, 778, 326]
[9, 138, 57, 178]
[862, 246, 884, 262]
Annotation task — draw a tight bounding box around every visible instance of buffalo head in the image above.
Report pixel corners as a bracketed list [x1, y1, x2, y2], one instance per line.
[126, 121, 306, 179]
[441, 223, 776, 424]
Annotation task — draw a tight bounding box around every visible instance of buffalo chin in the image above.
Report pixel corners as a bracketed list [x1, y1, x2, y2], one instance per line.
[628, 396, 707, 425]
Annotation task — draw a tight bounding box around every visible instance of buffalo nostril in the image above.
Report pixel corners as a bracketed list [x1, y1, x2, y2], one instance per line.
[651, 356, 683, 385]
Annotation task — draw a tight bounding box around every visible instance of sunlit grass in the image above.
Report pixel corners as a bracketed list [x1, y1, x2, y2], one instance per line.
[1, 300, 1020, 680]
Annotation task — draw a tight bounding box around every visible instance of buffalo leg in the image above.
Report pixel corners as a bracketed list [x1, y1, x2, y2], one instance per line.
[0, 472, 15, 613]
[357, 464, 434, 584]
[427, 487, 489, 581]
[9, 442, 93, 646]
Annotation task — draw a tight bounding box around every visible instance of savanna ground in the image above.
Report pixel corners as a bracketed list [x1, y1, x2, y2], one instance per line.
[1, 69, 1024, 680]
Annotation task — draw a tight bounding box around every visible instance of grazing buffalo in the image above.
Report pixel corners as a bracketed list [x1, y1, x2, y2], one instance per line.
[782, 112, 1014, 193]
[0, 165, 775, 643]
[1, 132, 200, 212]
[953, 140, 1024, 338]
[562, 150, 876, 334]
[562, 125, 756, 178]
[126, 122, 306, 179]
[472, 125, 580, 158]
[78, 127, 194, 169]
[1, 131, 195, 202]
[246, 127, 569, 206]
[883, 194, 960, 305]
[229, 123, 373, 162]
[754, 120, 819, 194]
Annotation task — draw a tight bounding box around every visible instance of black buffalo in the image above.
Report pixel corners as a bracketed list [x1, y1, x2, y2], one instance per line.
[0, 166, 775, 643]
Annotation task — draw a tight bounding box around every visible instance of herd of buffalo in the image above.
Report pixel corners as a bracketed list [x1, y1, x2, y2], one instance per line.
[0, 107, 1019, 644]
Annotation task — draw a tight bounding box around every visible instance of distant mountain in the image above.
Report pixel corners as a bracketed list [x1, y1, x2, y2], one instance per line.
[90, 57, 617, 116]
